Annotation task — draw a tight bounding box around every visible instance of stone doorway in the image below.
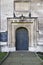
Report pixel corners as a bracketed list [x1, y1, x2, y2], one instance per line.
[7, 18, 37, 52]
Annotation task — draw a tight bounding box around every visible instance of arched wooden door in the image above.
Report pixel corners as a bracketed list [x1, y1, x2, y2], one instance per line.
[16, 27, 29, 50]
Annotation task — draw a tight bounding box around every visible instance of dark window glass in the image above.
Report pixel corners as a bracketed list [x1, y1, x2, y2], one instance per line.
[0, 32, 8, 42]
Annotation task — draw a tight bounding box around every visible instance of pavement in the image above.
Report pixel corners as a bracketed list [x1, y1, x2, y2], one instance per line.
[1, 52, 43, 65]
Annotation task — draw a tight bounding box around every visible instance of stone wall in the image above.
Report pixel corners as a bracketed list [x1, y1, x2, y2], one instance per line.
[1, 0, 13, 31]
[0, 0, 43, 52]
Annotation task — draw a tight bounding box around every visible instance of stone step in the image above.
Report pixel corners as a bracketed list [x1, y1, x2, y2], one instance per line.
[9, 52, 36, 57]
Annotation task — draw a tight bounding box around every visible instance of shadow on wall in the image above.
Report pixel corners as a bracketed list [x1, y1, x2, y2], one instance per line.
[0, 31, 8, 42]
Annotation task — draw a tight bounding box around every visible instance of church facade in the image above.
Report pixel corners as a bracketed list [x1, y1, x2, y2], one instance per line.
[0, 0, 43, 52]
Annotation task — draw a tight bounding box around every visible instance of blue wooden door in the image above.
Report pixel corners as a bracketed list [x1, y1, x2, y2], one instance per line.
[16, 28, 28, 50]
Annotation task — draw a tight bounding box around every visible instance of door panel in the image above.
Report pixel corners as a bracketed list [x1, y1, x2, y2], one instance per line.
[16, 28, 28, 50]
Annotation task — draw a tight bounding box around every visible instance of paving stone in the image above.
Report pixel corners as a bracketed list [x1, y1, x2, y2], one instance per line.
[1, 52, 43, 65]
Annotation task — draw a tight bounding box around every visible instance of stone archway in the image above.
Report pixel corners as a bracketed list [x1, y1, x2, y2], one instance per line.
[16, 27, 29, 50]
